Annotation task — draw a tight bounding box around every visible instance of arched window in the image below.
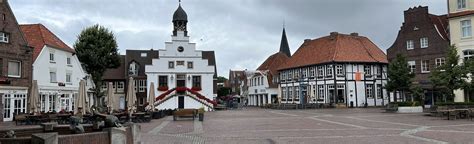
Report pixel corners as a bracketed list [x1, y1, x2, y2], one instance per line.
[129, 62, 139, 76]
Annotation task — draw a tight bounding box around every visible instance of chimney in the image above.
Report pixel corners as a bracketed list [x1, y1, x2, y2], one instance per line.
[350, 32, 359, 36]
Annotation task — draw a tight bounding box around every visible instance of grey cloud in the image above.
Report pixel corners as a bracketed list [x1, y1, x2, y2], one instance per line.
[9, 0, 446, 78]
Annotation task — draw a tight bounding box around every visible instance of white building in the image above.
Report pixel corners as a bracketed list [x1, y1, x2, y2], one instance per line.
[145, 3, 217, 111]
[21, 24, 93, 113]
[247, 28, 291, 106]
[278, 32, 388, 107]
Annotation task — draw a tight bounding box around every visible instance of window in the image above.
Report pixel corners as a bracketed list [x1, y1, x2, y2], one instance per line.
[317, 66, 324, 77]
[461, 20, 472, 38]
[138, 80, 146, 92]
[375, 66, 382, 77]
[326, 65, 333, 77]
[1, 13, 5, 21]
[366, 84, 374, 98]
[302, 68, 307, 78]
[420, 37, 428, 48]
[67, 57, 72, 65]
[406, 40, 414, 50]
[7, 60, 20, 77]
[0, 32, 9, 43]
[288, 87, 293, 101]
[318, 85, 324, 99]
[288, 70, 293, 80]
[66, 73, 72, 83]
[187, 61, 193, 69]
[309, 67, 315, 77]
[294, 86, 299, 100]
[458, 0, 467, 9]
[129, 62, 139, 76]
[282, 88, 287, 100]
[168, 61, 174, 68]
[49, 52, 55, 62]
[435, 58, 446, 68]
[421, 60, 430, 73]
[158, 76, 168, 87]
[140, 53, 147, 57]
[364, 65, 372, 76]
[408, 61, 416, 73]
[376, 84, 383, 99]
[117, 81, 124, 91]
[176, 61, 184, 66]
[464, 50, 474, 61]
[192, 76, 201, 88]
[50, 71, 57, 83]
[336, 65, 344, 76]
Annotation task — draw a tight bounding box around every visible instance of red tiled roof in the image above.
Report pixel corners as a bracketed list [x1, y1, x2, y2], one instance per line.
[278, 33, 388, 70]
[20, 24, 75, 61]
[429, 14, 449, 41]
[257, 52, 289, 88]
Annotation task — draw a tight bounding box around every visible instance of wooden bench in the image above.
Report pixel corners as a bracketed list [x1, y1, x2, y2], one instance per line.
[173, 109, 197, 121]
[385, 103, 398, 112]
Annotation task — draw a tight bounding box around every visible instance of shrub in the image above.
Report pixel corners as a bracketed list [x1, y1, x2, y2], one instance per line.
[390, 101, 420, 107]
[435, 102, 474, 106]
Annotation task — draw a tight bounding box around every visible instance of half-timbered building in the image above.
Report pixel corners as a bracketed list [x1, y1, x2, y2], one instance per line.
[278, 32, 388, 107]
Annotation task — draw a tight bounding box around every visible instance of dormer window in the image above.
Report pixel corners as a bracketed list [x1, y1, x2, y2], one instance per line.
[129, 62, 139, 76]
[0, 32, 9, 43]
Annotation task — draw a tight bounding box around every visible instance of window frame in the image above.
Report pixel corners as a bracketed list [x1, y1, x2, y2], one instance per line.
[0, 32, 10, 43]
[461, 20, 472, 38]
[168, 61, 175, 69]
[421, 60, 430, 73]
[7, 60, 21, 78]
[420, 37, 428, 48]
[364, 65, 372, 76]
[187, 61, 193, 69]
[192, 75, 202, 88]
[408, 61, 416, 74]
[158, 75, 168, 87]
[406, 40, 414, 50]
[49, 71, 57, 83]
[366, 84, 374, 98]
[335, 65, 344, 76]
[458, 0, 467, 10]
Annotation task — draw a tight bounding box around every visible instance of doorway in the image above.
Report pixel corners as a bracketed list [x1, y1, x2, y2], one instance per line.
[2, 93, 27, 121]
[178, 96, 184, 109]
[176, 74, 186, 95]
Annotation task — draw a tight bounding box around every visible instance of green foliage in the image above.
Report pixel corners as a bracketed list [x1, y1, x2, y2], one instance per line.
[435, 102, 474, 106]
[390, 101, 420, 107]
[386, 54, 415, 101]
[216, 76, 228, 83]
[74, 24, 121, 98]
[430, 45, 467, 101]
[217, 87, 231, 97]
[410, 85, 424, 102]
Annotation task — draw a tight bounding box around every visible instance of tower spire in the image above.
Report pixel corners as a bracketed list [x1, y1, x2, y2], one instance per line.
[279, 27, 291, 57]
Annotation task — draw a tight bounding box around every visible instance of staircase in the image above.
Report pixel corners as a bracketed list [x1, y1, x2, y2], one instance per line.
[153, 87, 216, 110]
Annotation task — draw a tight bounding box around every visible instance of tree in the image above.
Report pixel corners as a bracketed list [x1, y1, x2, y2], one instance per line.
[386, 54, 415, 102]
[74, 24, 121, 104]
[216, 76, 228, 83]
[430, 45, 467, 102]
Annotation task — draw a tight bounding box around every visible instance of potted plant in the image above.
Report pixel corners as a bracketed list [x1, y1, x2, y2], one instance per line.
[158, 85, 169, 91]
[198, 107, 205, 121]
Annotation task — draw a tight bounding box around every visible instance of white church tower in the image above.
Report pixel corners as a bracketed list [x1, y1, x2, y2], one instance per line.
[145, 2, 217, 111]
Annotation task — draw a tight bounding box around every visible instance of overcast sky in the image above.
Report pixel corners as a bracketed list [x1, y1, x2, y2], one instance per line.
[9, 0, 446, 78]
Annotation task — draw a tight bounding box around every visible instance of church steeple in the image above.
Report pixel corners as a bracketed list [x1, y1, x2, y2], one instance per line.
[279, 28, 291, 57]
[172, 1, 188, 36]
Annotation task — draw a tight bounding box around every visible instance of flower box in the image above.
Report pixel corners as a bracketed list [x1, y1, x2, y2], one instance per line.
[191, 86, 202, 91]
[157, 86, 169, 91]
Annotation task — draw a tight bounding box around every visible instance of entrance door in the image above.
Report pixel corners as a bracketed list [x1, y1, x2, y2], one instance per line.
[328, 89, 335, 103]
[3, 93, 27, 121]
[337, 89, 345, 103]
[176, 74, 186, 95]
[178, 96, 184, 109]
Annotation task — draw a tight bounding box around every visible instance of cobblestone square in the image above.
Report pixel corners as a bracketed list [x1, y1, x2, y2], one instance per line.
[140, 108, 474, 144]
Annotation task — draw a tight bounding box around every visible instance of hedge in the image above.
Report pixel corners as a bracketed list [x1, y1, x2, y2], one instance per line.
[390, 101, 420, 107]
[435, 102, 474, 106]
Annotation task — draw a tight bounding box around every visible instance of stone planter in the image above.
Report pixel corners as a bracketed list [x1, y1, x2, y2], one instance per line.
[397, 106, 423, 113]
[198, 113, 204, 121]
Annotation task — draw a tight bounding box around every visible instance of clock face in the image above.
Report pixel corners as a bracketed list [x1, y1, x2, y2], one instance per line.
[177, 46, 184, 52]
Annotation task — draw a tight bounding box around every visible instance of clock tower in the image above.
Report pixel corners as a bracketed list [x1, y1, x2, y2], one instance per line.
[172, 2, 188, 36]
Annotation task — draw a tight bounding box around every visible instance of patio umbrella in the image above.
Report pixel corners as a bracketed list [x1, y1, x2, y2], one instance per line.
[106, 82, 115, 114]
[28, 80, 39, 114]
[75, 80, 88, 115]
[126, 77, 137, 114]
[147, 82, 156, 112]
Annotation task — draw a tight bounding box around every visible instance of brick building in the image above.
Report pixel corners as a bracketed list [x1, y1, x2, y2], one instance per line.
[0, 0, 34, 121]
[387, 6, 449, 104]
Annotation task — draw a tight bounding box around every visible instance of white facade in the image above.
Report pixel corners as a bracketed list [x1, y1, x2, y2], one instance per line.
[145, 30, 216, 111]
[247, 71, 279, 106]
[33, 46, 91, 113]
[279, 63, 388, 107]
